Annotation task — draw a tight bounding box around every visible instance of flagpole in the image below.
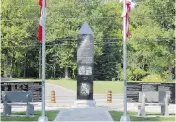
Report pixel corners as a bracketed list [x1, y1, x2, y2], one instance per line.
[120, 0, 131, 121]
[38, 0, 48, 121]
[39, 44, 41, 79]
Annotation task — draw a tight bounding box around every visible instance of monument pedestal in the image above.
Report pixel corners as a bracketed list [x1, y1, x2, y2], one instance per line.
[72, 100, 96, 108]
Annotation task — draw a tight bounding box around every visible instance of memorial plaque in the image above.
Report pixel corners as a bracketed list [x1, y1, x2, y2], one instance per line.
[77, 22, 94, 100]
[127, 83, 142, 102]
[142, 83, 159, 91]
[158, 83, 175, 103]
[127, 82, 175, 103]
[1, 81, 42, 102]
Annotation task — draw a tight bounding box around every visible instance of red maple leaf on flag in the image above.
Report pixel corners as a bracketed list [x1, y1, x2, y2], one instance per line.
[121, 0, 132, 40]
[38, 0, 46, 42]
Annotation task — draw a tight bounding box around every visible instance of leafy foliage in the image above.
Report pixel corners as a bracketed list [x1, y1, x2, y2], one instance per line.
[1, 0, 175, 81]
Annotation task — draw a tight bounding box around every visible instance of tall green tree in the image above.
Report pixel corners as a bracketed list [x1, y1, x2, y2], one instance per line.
[125, 0, 175, 81]
[1, 0, 39, 77]
[46, 0, 122, 79]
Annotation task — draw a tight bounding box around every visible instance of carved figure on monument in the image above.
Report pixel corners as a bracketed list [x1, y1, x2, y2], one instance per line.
[78, 66, 92, 75]
[85, 66, 92, 75]
[80, 82, 90, 96]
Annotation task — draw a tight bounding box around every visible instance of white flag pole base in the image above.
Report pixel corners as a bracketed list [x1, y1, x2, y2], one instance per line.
[120, 115, 131, 122]
[38, 116, 48, 122]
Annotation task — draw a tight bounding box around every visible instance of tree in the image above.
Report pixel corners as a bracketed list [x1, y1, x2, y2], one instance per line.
[126, 0, 175, 81]
[46, 0, 123, 79]
[1, 0, 39, 77]
[94, 40, 121, 80]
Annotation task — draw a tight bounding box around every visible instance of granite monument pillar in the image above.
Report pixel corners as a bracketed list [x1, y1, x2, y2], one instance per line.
[73, 22, 96, 107]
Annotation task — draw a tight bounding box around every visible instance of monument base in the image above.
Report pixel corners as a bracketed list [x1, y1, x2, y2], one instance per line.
[72, 100, 96, 108]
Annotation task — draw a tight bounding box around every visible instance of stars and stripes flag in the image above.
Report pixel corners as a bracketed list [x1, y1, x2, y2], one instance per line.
[38, 0, 46, 42]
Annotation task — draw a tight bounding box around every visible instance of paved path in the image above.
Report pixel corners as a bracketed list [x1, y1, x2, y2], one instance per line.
[54, 107, 113, 121]
[45, 83, 76, 103]
[45, 83, 123, 106]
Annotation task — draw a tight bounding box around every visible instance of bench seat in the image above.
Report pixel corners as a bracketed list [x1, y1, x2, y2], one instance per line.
[2, 91, 34, 116]
[138, 91, 170, 116]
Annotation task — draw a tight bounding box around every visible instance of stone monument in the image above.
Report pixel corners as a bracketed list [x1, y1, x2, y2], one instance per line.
[73, 22, 96, 107]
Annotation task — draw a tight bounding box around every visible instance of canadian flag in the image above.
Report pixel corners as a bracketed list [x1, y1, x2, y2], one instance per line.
[39, 0, 46, 16]
[38, 0, 46, 42]
[39, 0, 46, 7]
[121, 0, 132, 39]
[38, 17, 42, 42]
[126, 1, 131, 38]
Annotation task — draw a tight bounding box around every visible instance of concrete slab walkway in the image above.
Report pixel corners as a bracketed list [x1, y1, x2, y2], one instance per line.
[54, 107, 113, 121]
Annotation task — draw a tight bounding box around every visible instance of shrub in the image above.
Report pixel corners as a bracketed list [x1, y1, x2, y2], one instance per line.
[112, 78, 116, 81]
[142, 74, 163, 82]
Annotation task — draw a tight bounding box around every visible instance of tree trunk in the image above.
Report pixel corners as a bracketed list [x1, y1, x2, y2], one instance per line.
[168, 62, 172, 80]
[135, 75, 137, 81]
[10, 59, 12, 78]
[23, 53, 26, 78]
[168, 46, 172, 80]
[11, 53, 15, 78]
[15, 62, 19, 77]
[3, 57, 8, 77]
[53, 63, 56, 78]
[65, 67, 69, 78]
[72, 69, 75, 79]
[174, 67, 176, 79]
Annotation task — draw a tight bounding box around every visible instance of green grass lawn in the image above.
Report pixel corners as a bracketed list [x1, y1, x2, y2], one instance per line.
[109, 111, 176, 121]
[1, 110, 58, 121]
[47, 78, 123, 94]
[2, 110, 175, 121]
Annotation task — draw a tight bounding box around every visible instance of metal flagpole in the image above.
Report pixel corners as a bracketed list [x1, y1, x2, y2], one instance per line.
[39, 44, 42, 79]
[38, 0, 48, 121]
[120, 0, 131, 121]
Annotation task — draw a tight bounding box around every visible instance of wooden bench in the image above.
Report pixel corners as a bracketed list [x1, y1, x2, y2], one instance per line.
[2, 91, 34, 116]
[138, 91, 170, 116]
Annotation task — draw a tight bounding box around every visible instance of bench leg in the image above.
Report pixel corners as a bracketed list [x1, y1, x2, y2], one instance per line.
[3, 104, 11, 116]
[161, 105, 169, 116]
[139, 94, 146, 116]
[165, 103, 169, 116]
[161, 106, 165, 115]
[138, 105, 145, 116]
[161, 94, 169, 116]
[26, 104, 34, 116]
[138, 106, 141, 116]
